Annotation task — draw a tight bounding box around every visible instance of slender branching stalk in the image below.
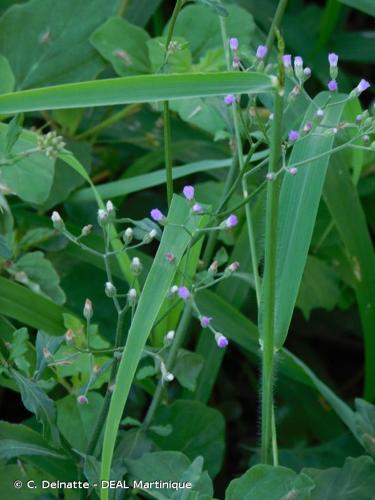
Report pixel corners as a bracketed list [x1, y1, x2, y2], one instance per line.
[260, 35, 285, 465]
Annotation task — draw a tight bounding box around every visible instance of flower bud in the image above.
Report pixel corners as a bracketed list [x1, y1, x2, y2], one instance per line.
[165, 330, 175, 342]
[83, 298, 93, 320]
[105, 281, 117, 297]
[143, 228, 157, 243]
[128, 288, 137, 305]
[65, 329, 74, 343]
[51, 211, 65, 231]
[294, 56, 304, 80]
[215, 332, 229, 348]
[77, 395, 89, 405]
[97, 209, 109, 226]
[81, 224, 93, 237]
[106, 200, 115, 215]
[130, 257, 142, 275]
[169, 285, 178, 296]
[123, 227, 133, 244]
[208, 260, 219, 274]
[227, 261, 240, 273]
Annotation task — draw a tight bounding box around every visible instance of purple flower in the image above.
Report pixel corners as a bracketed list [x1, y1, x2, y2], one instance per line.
[225, 214, 238, 228]
[303, 67, 311, 77]
[215, 333, 229, 349]
[192, 203, 204, 214]
[256, 45, 268, 59]
[288, 130, 300, 142]
[200, 316, 212, 328]
[150, 208, 164, 222]
[283, 54, 292, 68]
[328, 80, 338, 92]
[294, 56, 303, 68]
[229, 37, 239, 51]
[183, 185, 195, 201]
[328, 53, 338, 67]
[224, 94, 236, 105]
[357, 79, 370, 94]
[178, 287, 191, 301]
[77, 395, 88, 405]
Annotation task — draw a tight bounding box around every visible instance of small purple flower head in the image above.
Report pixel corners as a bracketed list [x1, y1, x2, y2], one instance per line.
[256, 45, 268, 60]
[288, 167, 298, 176]
[328, 80, 338, 92]
[283, 54, 292, 68]
[150, 208, 165, 222]
[224, 94, 236, 105]
[328, 53, 339, 67]
[294, 56, 303, 68]
[77, 395, 89, 405]
[288, 130, 300, 142]
[225, 214, 238, 228]
[178, 286, 191, 301]
[303, 67, 311, 78]
[183, 185, 195, 201]
[192, 203, 204, 214]
[303, 122, 312, 133]
[357, 79, 370, 94]
[200, 316, 212, 328]
[215, 333, 229, 349]
[229, 37, 239, 51]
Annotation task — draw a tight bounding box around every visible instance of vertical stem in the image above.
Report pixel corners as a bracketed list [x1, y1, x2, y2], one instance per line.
[219, 15, 261, 305]
[265, 0, 289, 55]
[261, 77, 284, 465]
[162, 0, 184, 208]
[143, 302, 192, 427]
[164, 101, 173, 207]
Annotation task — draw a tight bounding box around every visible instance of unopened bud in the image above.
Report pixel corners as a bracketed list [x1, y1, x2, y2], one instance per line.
[106, 200, 115, 214]
[105, 281, 117, 297]
[43, 347, 52, 359]
[266, 172, 276, 181]
[51, 211, 65, 231]
[208, 260, 219, 274]
[130, 257, 142, 275]
[288, 167, 298, 176]
[165, 330, 175, 342]
[97, 209, 109, 226]
[81, 224, 92, 237]
[123, 227, 133, 244]
[169, 285, 178, 296]
[143, 228, 157, 243]
[228, 261, 240, 273]
[65, 329, 74, 343]
[128, 288, 137, 305]
[83, 298, 93, 320]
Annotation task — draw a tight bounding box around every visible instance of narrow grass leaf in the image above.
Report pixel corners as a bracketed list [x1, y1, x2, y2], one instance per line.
[100, 195, 207, 500]
[0, 72, 274, 114]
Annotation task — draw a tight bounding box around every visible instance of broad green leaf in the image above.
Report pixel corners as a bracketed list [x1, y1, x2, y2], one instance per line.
[56, 392, 104, 453]
[338, 0, 375, 16]
[268, 92, 350, 348]
[0, 72, 274, 114]
[9, 368, 59, 445]
[0, 421, 66, 461]
[0, 463, 54, 499]
[0, 276, 65, 336]
[153, 400, 225, 478]
[124, 451, 213, 499]
[8, 327, 30, 374]
[323, 160, 375, 400]
[10, 251, 65, 304]
[173, 349, 204, 392]
[0, 0, 121, 89]
[172, 4, 255, 60]
[296, 256, 341, 319]
[100, 195, 207, 499]
[0, 439, 65, 460]
[0, 126, 54, 204]
[303, 456, 375, 499]
[125, 0, 163, 27]
[90, 17, 151, 76]
[225, 464, 314, 500]
[0, 54, 15, 94]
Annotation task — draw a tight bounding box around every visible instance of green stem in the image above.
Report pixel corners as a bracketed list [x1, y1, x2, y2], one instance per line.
[265, 0, 289, 55]
[219, 15, 261, 306]
[261, 81, 284, 465]
[143, 302, 192, 427]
